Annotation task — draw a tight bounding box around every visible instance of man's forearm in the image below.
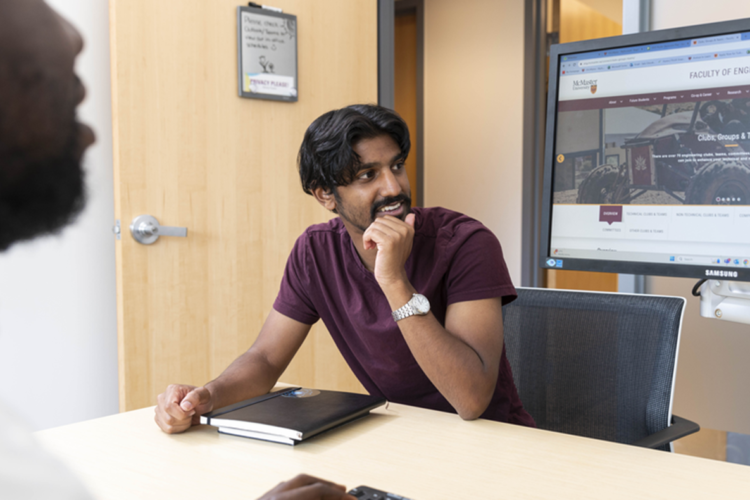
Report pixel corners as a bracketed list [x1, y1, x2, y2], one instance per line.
[381, 280, 500, 420]
[203, 310, 313, 411]
[204, 349, 283, 411]
[361, 215, 496, 416]
[401, 315, 498, 420]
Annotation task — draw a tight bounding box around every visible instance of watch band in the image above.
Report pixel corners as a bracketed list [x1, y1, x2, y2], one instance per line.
[392, 294, 429, 322]
[392, 302, 416, 322]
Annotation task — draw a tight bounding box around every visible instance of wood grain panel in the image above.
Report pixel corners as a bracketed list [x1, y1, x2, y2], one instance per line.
[394, 13, 419, 205]
[673, 428, 728, 462]
[111, 0, 374, 411]
[547, 0, 621, 292]
[547, 269, 619, 292]
[559, 0, 622, 44]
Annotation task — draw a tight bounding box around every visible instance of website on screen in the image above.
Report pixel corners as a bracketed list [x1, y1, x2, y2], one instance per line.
[549, 31, 750, 269]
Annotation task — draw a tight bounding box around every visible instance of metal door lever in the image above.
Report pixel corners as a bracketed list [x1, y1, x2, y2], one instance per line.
[129, 215, 187, 245]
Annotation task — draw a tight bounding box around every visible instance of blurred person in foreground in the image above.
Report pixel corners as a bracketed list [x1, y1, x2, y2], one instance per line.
[0, 0, 351, 498]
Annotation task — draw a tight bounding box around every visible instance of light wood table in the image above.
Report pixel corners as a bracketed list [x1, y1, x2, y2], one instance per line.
[37, 403, 750, 499]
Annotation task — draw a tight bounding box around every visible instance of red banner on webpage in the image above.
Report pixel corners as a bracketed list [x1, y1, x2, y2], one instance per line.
[558, 84, 750, 112]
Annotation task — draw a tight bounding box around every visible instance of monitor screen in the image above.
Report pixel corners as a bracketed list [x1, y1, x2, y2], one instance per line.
[541, 18, 750, 281]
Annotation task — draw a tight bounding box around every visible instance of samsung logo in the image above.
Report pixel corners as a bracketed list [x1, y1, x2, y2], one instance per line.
[705, 270, 738, 278]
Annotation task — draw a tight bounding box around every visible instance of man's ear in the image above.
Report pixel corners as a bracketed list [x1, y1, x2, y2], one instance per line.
[312, 187, 337, 213]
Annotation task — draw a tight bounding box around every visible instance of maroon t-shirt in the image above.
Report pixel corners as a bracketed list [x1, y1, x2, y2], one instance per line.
[273, 207, 535, 427]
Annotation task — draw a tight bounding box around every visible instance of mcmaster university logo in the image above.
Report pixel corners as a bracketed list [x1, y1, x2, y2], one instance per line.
[573, 79, 598, 92]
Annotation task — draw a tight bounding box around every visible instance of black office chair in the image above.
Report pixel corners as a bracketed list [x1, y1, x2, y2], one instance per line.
[503, 287, 699, 452]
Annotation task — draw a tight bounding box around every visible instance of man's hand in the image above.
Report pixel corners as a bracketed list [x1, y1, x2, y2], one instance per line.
[362, 213, 415, 287]
[257, 474, 356, 500]
[152, 311, 314, 434]
[154, 384, 214, 434]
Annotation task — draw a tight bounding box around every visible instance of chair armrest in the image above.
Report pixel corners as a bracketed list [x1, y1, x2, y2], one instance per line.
[632, 415, 700, 449]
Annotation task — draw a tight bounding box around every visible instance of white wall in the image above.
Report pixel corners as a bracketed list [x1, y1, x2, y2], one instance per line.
[652, 0, 750, 30]
[0, 0, 118, 431]
[423, 0, 525, 284]
[648, 0, 750, 434]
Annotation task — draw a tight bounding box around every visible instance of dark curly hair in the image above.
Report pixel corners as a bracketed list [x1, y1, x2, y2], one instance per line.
[298, 104, 410, 195]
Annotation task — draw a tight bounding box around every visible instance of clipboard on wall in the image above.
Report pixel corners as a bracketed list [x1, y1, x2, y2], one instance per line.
[237, 5, 298, 102]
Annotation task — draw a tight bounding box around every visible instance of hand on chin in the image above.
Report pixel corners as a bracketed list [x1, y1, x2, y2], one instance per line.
[363, 213, 416, 288]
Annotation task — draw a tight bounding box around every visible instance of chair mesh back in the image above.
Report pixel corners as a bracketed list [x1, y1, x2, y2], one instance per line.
[503, 288, 684, 450]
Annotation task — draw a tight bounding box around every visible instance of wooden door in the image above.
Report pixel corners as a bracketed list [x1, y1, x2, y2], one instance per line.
[394, 12, 419, 206]
[110, 0, 374, 411]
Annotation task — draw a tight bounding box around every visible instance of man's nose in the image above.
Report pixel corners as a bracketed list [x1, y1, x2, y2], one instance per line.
[56, 11, 85, 56]
[379, 168, 401, 197]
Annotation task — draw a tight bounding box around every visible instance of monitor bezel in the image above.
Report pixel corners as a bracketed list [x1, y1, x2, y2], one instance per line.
[540, 17, 750, 282]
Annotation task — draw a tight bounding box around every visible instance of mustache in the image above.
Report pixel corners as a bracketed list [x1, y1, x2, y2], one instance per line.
[371, 194, 411, 218]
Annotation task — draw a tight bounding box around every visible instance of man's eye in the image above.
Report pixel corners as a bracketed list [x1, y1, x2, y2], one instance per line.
[393, 162, 405, 170]
[358, 170, 374, 180]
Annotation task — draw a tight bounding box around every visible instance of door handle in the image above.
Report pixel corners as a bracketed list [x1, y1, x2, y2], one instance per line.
[129, 215, 187, 245]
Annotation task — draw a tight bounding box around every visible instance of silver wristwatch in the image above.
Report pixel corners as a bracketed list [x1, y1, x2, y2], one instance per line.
[392, 294, 431, 322]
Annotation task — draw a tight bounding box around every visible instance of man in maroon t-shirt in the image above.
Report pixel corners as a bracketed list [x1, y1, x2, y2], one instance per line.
[155, 104, 535, 434]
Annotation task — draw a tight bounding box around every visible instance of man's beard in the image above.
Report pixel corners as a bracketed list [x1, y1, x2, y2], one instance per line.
[0, 121, 86, 252]
[334, 191, 412, 233]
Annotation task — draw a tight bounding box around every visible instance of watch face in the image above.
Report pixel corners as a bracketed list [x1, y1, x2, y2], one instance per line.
[411, 294, 430, 314]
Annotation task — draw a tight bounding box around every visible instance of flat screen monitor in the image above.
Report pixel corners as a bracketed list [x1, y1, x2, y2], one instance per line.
[541, 18, 750, 282]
